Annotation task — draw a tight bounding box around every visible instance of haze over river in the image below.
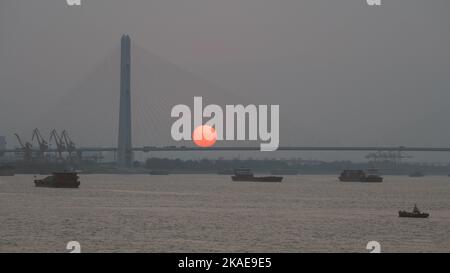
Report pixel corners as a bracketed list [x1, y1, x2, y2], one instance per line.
[1, 174, 449, 252]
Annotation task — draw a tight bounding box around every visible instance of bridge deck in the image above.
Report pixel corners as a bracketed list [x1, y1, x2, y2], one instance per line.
[3, 146, 450, 153]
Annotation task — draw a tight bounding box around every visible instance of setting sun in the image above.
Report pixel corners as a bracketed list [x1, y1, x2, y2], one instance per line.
[192, 125, 217, 148]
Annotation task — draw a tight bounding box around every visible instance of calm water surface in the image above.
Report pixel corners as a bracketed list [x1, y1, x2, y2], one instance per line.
[1, 174, 449, 252]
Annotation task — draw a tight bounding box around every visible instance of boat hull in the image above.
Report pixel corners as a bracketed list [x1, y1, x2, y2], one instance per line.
[34, 172, 80, 188]
[339, 170, 383, 183]
[34, 180, 80, 188]
[231, 176, 283, 182]
[339, 177, 383, 183]
[398, 211, 429, 218]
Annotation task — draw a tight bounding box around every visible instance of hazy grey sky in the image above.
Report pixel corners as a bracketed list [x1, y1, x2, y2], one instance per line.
[1, 0, 450, 161]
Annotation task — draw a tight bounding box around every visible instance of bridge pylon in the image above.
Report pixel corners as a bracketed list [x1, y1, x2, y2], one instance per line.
[117, 34, 133, 168]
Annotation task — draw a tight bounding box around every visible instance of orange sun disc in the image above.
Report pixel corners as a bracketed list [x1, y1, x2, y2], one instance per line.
[192, 125, 217, 148]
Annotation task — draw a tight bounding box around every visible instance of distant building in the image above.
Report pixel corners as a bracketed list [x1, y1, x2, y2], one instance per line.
[0, 136, 5, 157]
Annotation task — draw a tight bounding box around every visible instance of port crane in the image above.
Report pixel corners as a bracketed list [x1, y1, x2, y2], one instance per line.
[366, 151, 413, 166]
[32, 128, 49, 160]
[49, 129, 66, 161]
[61, 130, 76, 161]
[14, 133, 33, 161]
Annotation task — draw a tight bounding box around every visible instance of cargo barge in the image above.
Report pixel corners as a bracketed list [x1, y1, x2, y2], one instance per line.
[231, 168, 283, 182]
[338, 169, 383, 183]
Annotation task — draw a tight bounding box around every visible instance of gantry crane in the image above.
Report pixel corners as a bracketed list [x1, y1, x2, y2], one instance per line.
[49, 129, 66, 161]
[32, 128, 49, 160]
[14, 133, 33, 161]
[61, 130, 76, 161]
[366, 150, 413, 166]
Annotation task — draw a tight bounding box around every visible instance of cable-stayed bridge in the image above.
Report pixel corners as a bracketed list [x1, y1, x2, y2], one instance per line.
[2, 35, 450, 165]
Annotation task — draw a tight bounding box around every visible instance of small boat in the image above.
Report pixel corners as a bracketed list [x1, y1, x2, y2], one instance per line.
[399, 211, 429, 218]
[231, 168, 283, 182]
[0, 165, 15, 176]
[339, 169, 383, 183]
[399, 205, 429, 218]
[34, 172, 80, 188]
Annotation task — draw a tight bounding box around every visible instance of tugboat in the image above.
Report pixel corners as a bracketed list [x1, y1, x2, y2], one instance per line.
[231, 168, 283, 182]
[0, 165, 15, 176]
[339, 169, 383, 183]
[399, 204, 429, 218]
[34, 172, 80, 188]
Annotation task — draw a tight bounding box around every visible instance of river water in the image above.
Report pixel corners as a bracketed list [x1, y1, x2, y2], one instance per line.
[1, 174, 449, 252]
